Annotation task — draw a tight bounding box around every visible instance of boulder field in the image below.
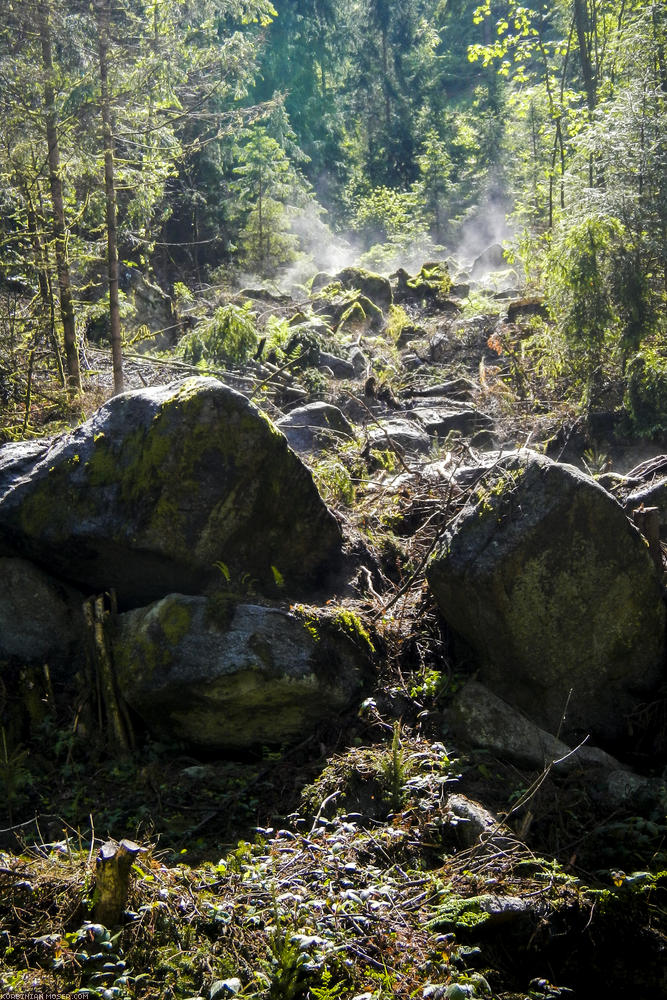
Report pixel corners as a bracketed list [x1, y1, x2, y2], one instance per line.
[0, 377, 372, 750]
[1, 298, 666, 759]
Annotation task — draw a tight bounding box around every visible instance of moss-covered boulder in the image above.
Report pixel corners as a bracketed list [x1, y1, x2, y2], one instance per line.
[427, 450, 666, 746]
[392, 262, 453, 304]
[112, 596, 374, 750]
[334, 267, 393, 312]
[0, 378, 342, 607]
[311, 289, 384, 334]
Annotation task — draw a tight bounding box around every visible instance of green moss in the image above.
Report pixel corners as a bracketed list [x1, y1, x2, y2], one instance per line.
[114, 597, 194, 688]
[405, 262, 452, 300]
[113, 626, 164, 687]
[428, 894, 492, 932]
[329, 609, 375, 654]
[158, 598, 193, 645]
[338, 301, 367, 333]
[297, 610, 321, 644]
[87, 438, 120, 486]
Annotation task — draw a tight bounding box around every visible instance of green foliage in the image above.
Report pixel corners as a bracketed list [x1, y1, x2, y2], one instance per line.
[0, 727, 32, 822]
[546, 218, 616, 402]
[624, 351, 667, 438]
[413, 128, 452, 239]
[264, 314, 294, 358]
[232, 113, 312, 276]
[313, 458, 356, 507]
[178, 302, 258, 366]
[381, 721, 406, 814]
[546, 209, 663, 404]
[385, 304, 411, 342]
[352, 185, 420, 245]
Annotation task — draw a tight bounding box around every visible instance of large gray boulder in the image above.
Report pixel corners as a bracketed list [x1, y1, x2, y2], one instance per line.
[0, 557, 85, 667]
[427, 451, 666, 745]
[0, 378, 342, 607]
[113, 596, 373, 749]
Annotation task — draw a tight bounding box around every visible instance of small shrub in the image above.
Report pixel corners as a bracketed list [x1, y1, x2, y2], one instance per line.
[178, 301, 257, 366]
[313, 459, 356, 507]
[386, 304, 411, 342]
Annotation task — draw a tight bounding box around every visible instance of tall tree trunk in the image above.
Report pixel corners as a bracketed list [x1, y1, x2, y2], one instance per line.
[38, 0, 81, 395]
[573, 0, 597, 112]
[96, 0, 124, 395]
[24, 185, 66, 388]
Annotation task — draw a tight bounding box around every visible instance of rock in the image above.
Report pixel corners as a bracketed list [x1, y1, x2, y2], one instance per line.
[403, 378, 475, 401]
[367, 418, 431, 457]
[239, 287, 291, 305]
[445, 794, 510, 850]
[402, 352, 426, 372]
[0, 557, 86, 667]
[408, 407, 494, 439]
[310, 272, 335, 295]
[313, 292, 384, 335]
[592, 769, 667, 811]
[210, 979, 242, 998]
[334, 267, 393, 312]
[318, 351, 356, 379]
[349, 346, 369, 376]
[448, 681, 620, 772]
[430, 316, 494, 363]
[113, 597, 373, 750]
[470, 243, 506, 278]
[392, 262, 453, 304]
[427, 450, 666, 745]
[276, 403, 355, 454]
[0, 378, 342, 607]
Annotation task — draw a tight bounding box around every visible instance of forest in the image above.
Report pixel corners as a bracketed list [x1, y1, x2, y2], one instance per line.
[0, 1, 667, 999]
[0, 0, 664, 411]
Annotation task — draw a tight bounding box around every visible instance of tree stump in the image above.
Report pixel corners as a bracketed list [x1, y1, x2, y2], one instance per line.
[93, 838, 143, 927]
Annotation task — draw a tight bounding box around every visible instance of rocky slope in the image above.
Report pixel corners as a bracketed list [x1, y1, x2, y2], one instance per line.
[1, 258, 666, 1000]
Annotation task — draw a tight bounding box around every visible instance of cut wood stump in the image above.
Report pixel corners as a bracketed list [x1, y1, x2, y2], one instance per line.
[93, 838, 143, 927]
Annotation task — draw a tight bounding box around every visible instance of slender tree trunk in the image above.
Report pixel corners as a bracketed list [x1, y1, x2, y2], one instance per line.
[38, 0, 81, 395]
[573, 0, 597, 113]
[32, 164, 66, 386]
[24, 186, 66, 387]
[96, 0, 124, 395]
